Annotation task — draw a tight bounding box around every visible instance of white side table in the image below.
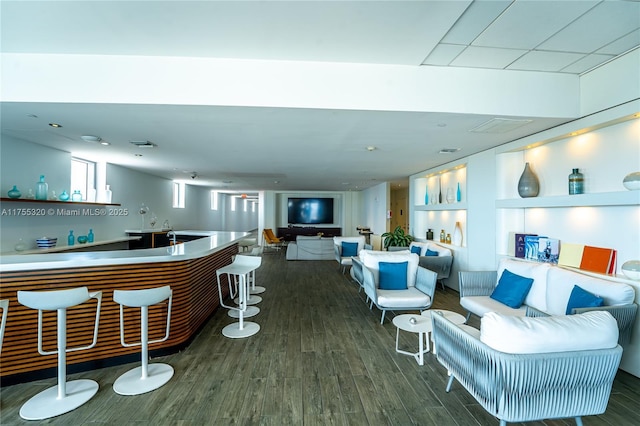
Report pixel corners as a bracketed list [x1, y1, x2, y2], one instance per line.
[392, 314, 432, 365]
[421, 310, 466, 354]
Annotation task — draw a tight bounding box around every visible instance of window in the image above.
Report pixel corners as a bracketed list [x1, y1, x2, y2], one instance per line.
[210, 191, 219, 210]
[173, 181, 185, 208]
[71, 157, 96, 201]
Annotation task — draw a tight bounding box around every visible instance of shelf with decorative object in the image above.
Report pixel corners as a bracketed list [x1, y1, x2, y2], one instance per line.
[1, 237, 141, 255]
[0, 197, 121, 206]
[414, 202, 468, 211]
[495, 191, 639, 209]
[413, 164, 466, 207]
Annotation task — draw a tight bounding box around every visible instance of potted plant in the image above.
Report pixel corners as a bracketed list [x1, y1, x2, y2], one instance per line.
[381, 226, 414, 250]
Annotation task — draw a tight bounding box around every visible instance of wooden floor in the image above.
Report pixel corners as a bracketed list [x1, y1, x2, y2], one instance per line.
[1, 251, 639, 425]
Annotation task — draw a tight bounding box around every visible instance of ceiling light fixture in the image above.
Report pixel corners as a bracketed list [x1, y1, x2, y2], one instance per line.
[81, 135, 102, 143]
[129, 140, 156, 148]
[366, 146, 377, 151]
[49, 123, 62, 128]
[469, 118, 533, 134]
[100, 141, 111, 146]
[439, 148, 461, 154]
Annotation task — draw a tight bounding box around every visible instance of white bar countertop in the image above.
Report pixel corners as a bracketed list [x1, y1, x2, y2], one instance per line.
[0, 230, 248, 273]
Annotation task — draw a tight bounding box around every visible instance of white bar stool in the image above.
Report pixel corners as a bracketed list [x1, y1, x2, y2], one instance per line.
[246, 250, 266, 295]
[112, 286, 174, 396]
[0, 299, 8, 353]
[17, 287, 102, 420]
[217, 255, 262, 338]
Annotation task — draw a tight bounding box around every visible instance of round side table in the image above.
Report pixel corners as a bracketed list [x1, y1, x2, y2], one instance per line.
[392, 314, 432, 365]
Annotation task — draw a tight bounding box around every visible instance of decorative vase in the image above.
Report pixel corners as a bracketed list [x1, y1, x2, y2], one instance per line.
[568, 168, 584, 195]
[68, 230, 75, 246]
[35, 175, 48, 200]
[621, 260, 640, 280]
[456, 182, 461, 202]
[7, 185, 21, 198]
[59, 190, 70, 201]
[446, 188, 455, 204]
[424, 188, 429, 205]
[71, 190, 82, 201]
[453, 222, 463, 246]
[517, 162, 540, 198]
[426, 229, 434, 240]
[623, 172, 640, 190]
[104, 185, 113, 203]
[438, 180, 443, 204]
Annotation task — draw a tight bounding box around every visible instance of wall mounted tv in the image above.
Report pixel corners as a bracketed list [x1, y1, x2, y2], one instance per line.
[287, 197, 334, 225]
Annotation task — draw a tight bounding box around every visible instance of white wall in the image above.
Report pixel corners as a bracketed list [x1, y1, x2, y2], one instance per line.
[361, 182, 389, 236]
[0, 137, 257, 252]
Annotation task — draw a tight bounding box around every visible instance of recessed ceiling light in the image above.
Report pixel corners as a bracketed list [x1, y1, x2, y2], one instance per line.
[81, 135, 102, 142]
[366, 146, 377, 151]
[439, 148, 461, 154]
[100, 141, 110, 146]
[49, 123, 62, 128]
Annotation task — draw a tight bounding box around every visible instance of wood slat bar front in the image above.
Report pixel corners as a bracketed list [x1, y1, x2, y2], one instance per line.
[0, 244, 237, 382]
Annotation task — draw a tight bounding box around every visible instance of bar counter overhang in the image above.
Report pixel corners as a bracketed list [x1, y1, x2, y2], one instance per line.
[0, 231, 247, 386]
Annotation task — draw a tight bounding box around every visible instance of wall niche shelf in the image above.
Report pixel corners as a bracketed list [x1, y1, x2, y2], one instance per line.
[415, 202, 468, 212]
[0, 197, 121, 207]
[495, 191, 638, 209]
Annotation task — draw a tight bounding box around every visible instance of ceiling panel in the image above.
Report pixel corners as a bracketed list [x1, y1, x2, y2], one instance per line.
[441, 0, 510, 45]
[560, 53, 616, 74]
[508, 51, 586, 72]
[596, 29, 640, 55]
[472, 0, 599, 50]
[538, 1, 640, 53]
[422, 44, 466, 66]
[450, 46, 527, 69]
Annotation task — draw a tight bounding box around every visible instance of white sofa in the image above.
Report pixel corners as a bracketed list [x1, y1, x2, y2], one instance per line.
[459, 258, 638, 345]
[409, 241, 454, 288]
[286, 235, 334, 260]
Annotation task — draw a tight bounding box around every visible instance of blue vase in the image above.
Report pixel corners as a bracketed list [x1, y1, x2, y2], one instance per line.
[424, 189, 429, 205]
[68, 230, 75, 246]
[8, 185, 21, 199]
[88, 229, 94, 243]
[59, 190, 70, 201]
[456, 182, 461, 202]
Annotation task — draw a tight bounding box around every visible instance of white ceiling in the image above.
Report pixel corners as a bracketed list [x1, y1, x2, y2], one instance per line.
[1, 1, 639, 192]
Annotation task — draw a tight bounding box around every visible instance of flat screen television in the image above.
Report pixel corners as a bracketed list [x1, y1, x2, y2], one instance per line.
[287, 197, 334, 224]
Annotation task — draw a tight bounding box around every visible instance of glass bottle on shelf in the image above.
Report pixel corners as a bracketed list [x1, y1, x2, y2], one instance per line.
[568, 168, 584, 195]
[87, 229, 94, 243]
[35, 175, 48, 200]
[71, 190, 82, 201]
[456, 182, 461, 202]
[446, 187, 455, 203]
[426, 229, 434, 240]
[68, 230, 75, 246]
[439, 229, 445, 243]
[445, 233, 452, 244]
[59, 190, 70, 201]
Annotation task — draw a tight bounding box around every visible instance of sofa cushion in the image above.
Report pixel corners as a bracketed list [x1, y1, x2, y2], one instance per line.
[460, 296, 527, 317]
[341, 242, 359, 257]
[480, 311, 618, 354]
[410, 245, 422, 255]
[409, 242, 452, 257]
[359, 250, 419, 288]
[379, 261, 408, 290]
[566, 285, 604, 315]
[490, 269, 534, 308]
[426, 249, 438, 256]
[497, 258, 550, 312]
[334, 236, 366, 254]
[377, 287, 431, 308]
[546, 267, 636, 316]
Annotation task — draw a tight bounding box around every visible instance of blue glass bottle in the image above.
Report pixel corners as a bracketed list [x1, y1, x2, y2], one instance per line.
[87, 229, 94, 243]
[68, 230, 75, 246]
[35, 175, 48, 200]
[456, 182, 461, 202]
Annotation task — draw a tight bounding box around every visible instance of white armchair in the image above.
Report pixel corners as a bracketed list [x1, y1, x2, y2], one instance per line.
[333, 236, 367, 273]
[355, 250, 437, 324]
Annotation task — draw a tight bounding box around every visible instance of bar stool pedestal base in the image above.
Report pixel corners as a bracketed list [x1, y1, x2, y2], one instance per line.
[20, 379, 99, 420]
[113, 363, 174, 396]
[250, 286, 266, 294]
[222, 321, 260, 338]
[234, 295, 262, 305]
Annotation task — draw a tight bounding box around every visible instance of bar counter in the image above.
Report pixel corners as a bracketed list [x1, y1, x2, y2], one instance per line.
[0, 231, 247, 385]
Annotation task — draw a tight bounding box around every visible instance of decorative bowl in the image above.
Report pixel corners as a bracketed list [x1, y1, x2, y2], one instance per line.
[623, 172, 640, 190]
[36, 237, 57, 248]
[621, 260, 640, 280]
[77, 235, 88, 244]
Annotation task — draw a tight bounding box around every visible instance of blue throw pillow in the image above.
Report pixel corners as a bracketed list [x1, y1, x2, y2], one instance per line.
[490, 269, 534, 309]
[378, 261, 408, 290]
[341, 242, 358, 257]
[425, 249, 438, 256]
[566, 285, 604, 315]
[410, 245, 421, 255]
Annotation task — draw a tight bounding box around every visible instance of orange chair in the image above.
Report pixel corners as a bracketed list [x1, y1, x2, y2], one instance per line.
[263, 229, 284, 251]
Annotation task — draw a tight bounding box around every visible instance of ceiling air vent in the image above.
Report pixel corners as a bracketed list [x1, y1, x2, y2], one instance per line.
[469, 118, 533, 134]
[129, 140, 156, 148]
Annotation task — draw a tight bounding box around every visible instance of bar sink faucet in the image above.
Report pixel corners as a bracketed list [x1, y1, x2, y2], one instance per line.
[167, 231, 177, 245]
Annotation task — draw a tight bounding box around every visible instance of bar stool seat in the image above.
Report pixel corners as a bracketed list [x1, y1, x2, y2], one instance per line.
[113, 286, 173, 396]
[217, 255, 262, 338]
[17, 287, 102, 420]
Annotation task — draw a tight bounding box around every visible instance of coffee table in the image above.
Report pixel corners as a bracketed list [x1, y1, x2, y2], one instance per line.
[392, 314, 432, 365]
[421, 310, 466, 354]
